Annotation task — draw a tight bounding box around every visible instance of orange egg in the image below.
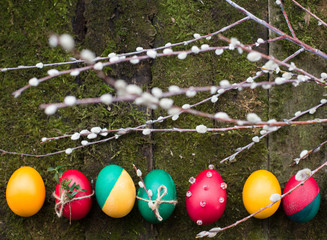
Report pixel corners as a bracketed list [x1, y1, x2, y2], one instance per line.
[242, 170, 281, 219]
[6, 166, 46, 217]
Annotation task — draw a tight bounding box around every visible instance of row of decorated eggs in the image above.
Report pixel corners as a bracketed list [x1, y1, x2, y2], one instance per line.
[6, 165, 177, 223]
[6, 166, 320, 225]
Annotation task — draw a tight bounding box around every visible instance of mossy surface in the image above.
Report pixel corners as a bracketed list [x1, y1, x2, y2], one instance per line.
[0, 0, 327, 239]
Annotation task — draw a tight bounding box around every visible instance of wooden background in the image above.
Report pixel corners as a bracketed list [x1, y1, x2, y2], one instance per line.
[1, 0, 327, 239]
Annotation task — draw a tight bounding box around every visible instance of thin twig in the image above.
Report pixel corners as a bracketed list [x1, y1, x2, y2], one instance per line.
[291, 0, 327, 28]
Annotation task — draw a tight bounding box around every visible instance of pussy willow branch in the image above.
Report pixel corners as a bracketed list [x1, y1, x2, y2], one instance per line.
[279, 0, 297, 38]
[39, 79, 299, 110]
[289, 139, 327, 167]
[1, 17, 250, 73]
[218, 34, 326, 86]
[225, 0, 327, 60]
[3, 46, 306, 157]
[220, 100, 327, 163]
[12, 35, 284, 97]
[196, 154, 327, 238]
[291, 0, 327, 28]
[132, 164, 161, 220]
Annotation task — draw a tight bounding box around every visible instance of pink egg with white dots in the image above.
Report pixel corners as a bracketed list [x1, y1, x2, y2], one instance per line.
[186, 167, 227, 225]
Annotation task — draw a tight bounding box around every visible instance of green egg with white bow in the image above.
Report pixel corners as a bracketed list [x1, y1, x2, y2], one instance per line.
[137, 169, 177, 223]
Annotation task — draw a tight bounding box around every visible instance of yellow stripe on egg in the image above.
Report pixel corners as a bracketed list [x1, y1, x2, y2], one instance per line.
[102, 169, 136, 218]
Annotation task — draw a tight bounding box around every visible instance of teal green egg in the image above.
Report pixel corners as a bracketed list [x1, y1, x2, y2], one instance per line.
[137, 169, 177, 223]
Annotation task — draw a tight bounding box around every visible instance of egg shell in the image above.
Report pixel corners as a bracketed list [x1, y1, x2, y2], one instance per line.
[6, 166, 45, 217]
[242, 170, 281, 219]
[282, 175, 320, 223]
[186, 169, 227, 225]
[55, 169, 93, 220]
[137, 169, 177, 223]
[95, 164, 136, 218]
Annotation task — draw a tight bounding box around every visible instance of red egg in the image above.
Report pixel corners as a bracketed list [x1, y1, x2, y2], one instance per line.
[55, 169, 93, 220]
[186, 168, 227, 225]
[282, 175, 320, 223]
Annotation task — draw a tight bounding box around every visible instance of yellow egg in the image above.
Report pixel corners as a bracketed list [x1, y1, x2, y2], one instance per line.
[6, 166, 46, 217]
[242, 170, 281, 219]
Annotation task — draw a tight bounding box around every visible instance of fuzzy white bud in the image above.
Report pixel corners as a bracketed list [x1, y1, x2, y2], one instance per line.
[71, 132, 80, 140]
[191, 46, 200, 54]
[201, 44, 210, 50]
[81, 140, 89, 146]
[247, 51, 262, 62]
[182, 104, 191, 109]
[148, 189, 153, 197]
[49, 35, 58, 48]
[321, 72, 327, 79]
[163, 48, 173, 54]
[87, 133, 97, 139]
[70, 70, 80, 76]
[81, 49, 96, 64]
[100, 94, 113, 105]
[247, 113, 262, 123]
[136, 47, 143, 52]
[196, 124, 207, 133]
[186, 88, 196, 97]
[146, 49, 157, 59]
[157, 116, 164, 122]
[294, 111, 301, 117]
[193, 33, 201, 39]
[309, 108, 316, 114]
[136, 169, 142, 177]
[270, 193, 281, 202]
[100, 128, 108, 136]
[178, 52, 187, 60]
[91, 127, 102, 134]
[126, 84, 142, 95]
[282, 72, 292, 80]
[220, 80, 230, 88]
[45, 105, 57, 115]
[252, 136, 260, 143]
[172, 114, 179, 121]
[168, 85, 180, 93]
[59, 34, 75, 51]
[295, 168, 312, 181]
[211, 95, 218, 103]
[47, 69, 59, 76]
[214, 112, 230, 120]
[300, 150, 308, 158]
[65, 148, 73, 154]
[93, 62, 103, 70]
[64, 96, 77, 106]
[215, 49, 224, 55]
[142, 129, 151, 135]
[29, 77, 39, 87]
[35, 62, 44, 69]
[130, 56, 140, 64]
[80, 129, 90, 135]
[275, 77, 286, 85]
[138, 181, 145, 188]
[151, 87, 163, 98]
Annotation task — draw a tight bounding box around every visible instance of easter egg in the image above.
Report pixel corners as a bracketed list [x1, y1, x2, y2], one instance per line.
[95, 164, 136, 218]
[137, 169, 177, 223]
[54, 169, 93, 220]
[6, 166, 45, 217]
[186, 168, 227, 225]
[242, 170, 281, 219]
[282, 175, 320, 223]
